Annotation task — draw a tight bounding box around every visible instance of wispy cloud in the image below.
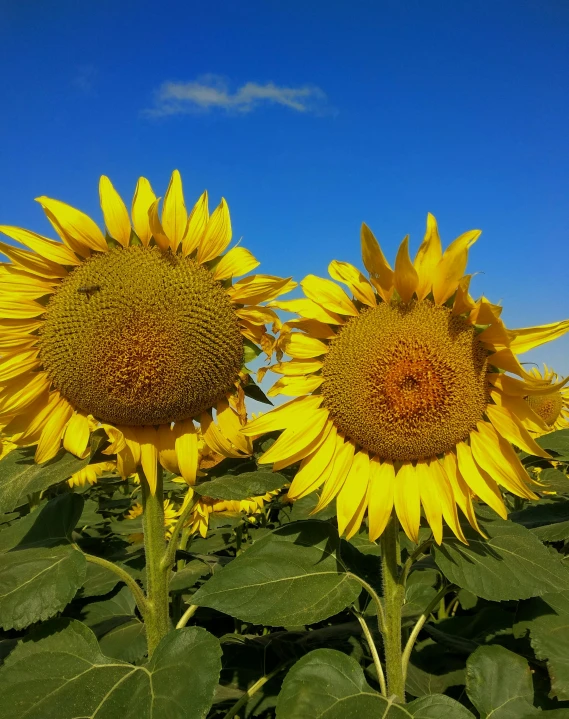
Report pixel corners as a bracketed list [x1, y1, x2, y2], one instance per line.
[144, 75, 330, 117]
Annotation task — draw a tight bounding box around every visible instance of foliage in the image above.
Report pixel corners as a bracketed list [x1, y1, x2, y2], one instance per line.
[2, 430, 569, 717]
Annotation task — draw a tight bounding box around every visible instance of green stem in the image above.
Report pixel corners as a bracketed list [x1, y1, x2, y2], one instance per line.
[141, 465, 170, 656]
[222, 661, 294, 719]
[346, 572, 386, 634]
[82, 551, 148, 618]
[380, 515, 406, 702]
[176, 604, 198, 629]
[401, 584, 454, 684]
[354, 611, 387, 697]
[161, 492, 197, 572]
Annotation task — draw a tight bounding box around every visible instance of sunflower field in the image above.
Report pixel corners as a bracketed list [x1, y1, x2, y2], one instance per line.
[2, 171, 569, 718]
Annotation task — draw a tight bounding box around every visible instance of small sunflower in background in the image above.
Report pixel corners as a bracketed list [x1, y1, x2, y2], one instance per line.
[245, 214, 569, 544]
[524, 364, 569, 434]
[0, 171, 294, 492]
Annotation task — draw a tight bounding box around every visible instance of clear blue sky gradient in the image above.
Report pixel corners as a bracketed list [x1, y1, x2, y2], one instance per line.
[1, 0, 568, 380]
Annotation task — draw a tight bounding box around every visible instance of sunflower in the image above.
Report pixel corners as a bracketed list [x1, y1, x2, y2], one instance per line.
[125, 499, 179, 538]
[244, 214, 569, 544]
[0, 171, 294, 493]
[524, 365, 569, 434]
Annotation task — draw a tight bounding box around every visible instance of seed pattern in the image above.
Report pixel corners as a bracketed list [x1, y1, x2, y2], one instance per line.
[39, 246, 244, 425]
[321, 300, 489, 461]
[526, 392, 564, 426]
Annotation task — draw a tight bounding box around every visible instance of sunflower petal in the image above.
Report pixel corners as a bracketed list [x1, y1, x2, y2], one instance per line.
[36, 196, 108, 253]
[0, 350, 40, 382]
[216, 399, 252, 455]
[136, 426, 158, 494]
[0, 226, 80, 266]
[313, 437, 355, 512]
[0, 372, 51, 414]
[200, 413, 245, 458]
[486, 403, 550, 458]
[414, 213, 443, 300]
[229, 275, 297, 305]
[367, 458, 395, 542]
[241, 395, 324, 435]
[269, 359, 324, 376]
[328, 260, 376, 307]
[508, 319, 569, 354]
[161, 170, 187, 252]
[267, 374, 324, 397]
[455, 441, 507, 519]
[269, 298, 343, 325]
[360, 223, 393, 302]
[182, 191, 208, 257]
[416, 460, 443, 544]
[35, 397, 74, 463]
[175, 419, 199, 484]
[0, 239, 67, 279]
[213, 246, 259, 281]
[394, 462, 421, 543]
[99, 176, 131, 247]
[337, 450, 370, 537]
[394, 235, 418, 303]
[131, 177, 157, 246]
[288, 424, 336, 500]
[148, 198, 170, 251]
[63, 411, 91, 458]
[301, 275, 359, 317]
[280, 333, 328, 359]
[258, 409, 330, 465]
[197, 198, 231, 263]
[432, 229, 481, 305]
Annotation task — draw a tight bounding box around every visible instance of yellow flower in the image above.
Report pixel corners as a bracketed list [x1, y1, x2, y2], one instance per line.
[243, 214, 569, 544]
[524, 364, 569, 434]
[125, 499, 179, 538]
[0, 171, 295, 493]
[181, 485, 277, 538]
[67, 460, 116, 487]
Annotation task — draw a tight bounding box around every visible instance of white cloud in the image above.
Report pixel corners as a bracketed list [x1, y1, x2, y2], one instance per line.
[145, 75, 330, 116]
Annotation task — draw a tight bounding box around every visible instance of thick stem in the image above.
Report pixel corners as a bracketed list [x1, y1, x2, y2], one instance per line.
[380, 515, 406, 702]
[141, 466, 170, 656]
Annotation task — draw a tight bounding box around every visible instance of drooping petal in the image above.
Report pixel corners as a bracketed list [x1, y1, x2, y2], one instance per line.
[337, 450, 370, 537]
[0, 239, 68, 278]
[229, 275, 297, 305]
[393, 462, 421, 543]
[131, 177, 157, 246]
[241, 395, 324, 435]
[257, 409, 330, 465]
[367, 458, 395, 542]
[213, 246, 260, 280]
[416, 460, 443, 544]
[328, 260, 376, 307]
[62, 411, 91, 458]
[394, 235, 418, 303]
[486, 403, 550, 458]
[313, 437, 355, 512]
[455, 441, 507, 519]
[99, 176, 131, 247]
[507, 319, 569, 354]
[200, 412, 245, 458]
[35, 397, 74, 463]
[216, 399, 252, 455]
[414, 213, 443, 300]
[288, 424, 337, 500]
[136, 426, 158, 494]
[175, 419, 199, 484]
[0, 226, 80, 266]
[360, 223, 394, 302]
[35, 196, 108, 253]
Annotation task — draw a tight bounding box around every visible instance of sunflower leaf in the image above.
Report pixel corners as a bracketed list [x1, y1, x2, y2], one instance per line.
[466, 645, 539, 718]
[192, 520, 362, 626]
[0, 619, 222, 719]
[193, 470, 287, 500]
[0, 494, 86, 630]
[433, 514, 569, 600]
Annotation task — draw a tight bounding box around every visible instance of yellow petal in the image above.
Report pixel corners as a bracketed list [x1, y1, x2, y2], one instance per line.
[269, 298, 343, 325]
[0, 350, 40, 382]
[230, 275, 297, 305]
[491, 390, 548, 434]
[328, 260, 376, 307]
[236, 306, 280, 327]
[416, 460, 443, 544]
[443, 451, 483, 537]
[148, 198, 170, 251]
[301, 275, 359, 317]
[279, 318, 337, 339]
[136, 426, 158, 494]
[0, 334, 39, 351]
[486, 404, 550, 458]
[11, 390, 61, 442]
[35, 397, 73, 463]
[175, 419, 199, 484]
[477, 320, 511, 349]
[35, 196, 108, 253]
[269, 359, 324, 376]
[197, 198, 232, 263]
[161, 170, 188, 252]
[0, 298, 45, 319]
[455, 441, 507, 519]
[213, 246, 260, 281]
[367, 458, 395, 542]
[288, 424, 337, 500]
[0, 239, 68, 279]
[360, 223, 394, 302]
[337, 450, 370, 537]
[489, 372, 569, 397]
[131, 177, 157, 246]
[157, 424, 180, 475]
[313, 437, 355, 512]
[182, 191, 208, 257]
[216, 399, 252, 455]
[280, 333, 328, 359]
[432, 229, 481, 305]
[452, 275, 476, 315]
[414, 213, 443, 300]
[394, 235, 418, 303]
[489, 348, 533, 380]
[242, 395, 324, 435]
[428, 459, 466, 544]
[0, 226, 80, 266]
[200, 412, 245, 458]
[273, 420, 332, 471]
[393, 462, 421, 543]
[258, 409, 330, 465]
[508, 319, 569, 354]
[267, 374, 324, 397]
[99, 176, 131, 247]
[63, 411, 91, 458]
[0, 371, 51, 414]
[471, 422, 537, 500]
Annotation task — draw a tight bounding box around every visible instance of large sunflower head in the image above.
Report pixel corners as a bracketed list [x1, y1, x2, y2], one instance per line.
[524, 365, 569, 433]
[244, 214, 569, 544]
[0, 171, 295, 492]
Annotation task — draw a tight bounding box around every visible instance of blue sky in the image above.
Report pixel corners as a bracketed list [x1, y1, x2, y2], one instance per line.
[1, 0, 569, 378]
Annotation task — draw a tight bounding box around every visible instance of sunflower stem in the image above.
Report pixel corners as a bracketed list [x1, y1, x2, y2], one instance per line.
[141, 465, 170, 656]
[380, 515, 406, 703]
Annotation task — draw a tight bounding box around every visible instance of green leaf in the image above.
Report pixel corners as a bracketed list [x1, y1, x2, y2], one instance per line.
[433, 514, 569, 600]
[537, 430, 569, 458]
[194, 471, 287, 500]
[407, 694, 475, 718]
[276, 648, 411, 718]
[534, 468, 569, 495]
[0, 619, 222, 718]
[515, 592, 569, 701]
[0, 446, 90, 514]
[192, 520, 362, 626]
[170, 560, 211, 592]
[80, 560, 121, 597]
[243, 378, 274, 405]
[243, 338, 263, 363]
[406, 662, 465, 699]
[0, 494, 86, 630]
[466, 645, 539, 718]
[511, 500, 569, 529]
[98, 620, 147, 663]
